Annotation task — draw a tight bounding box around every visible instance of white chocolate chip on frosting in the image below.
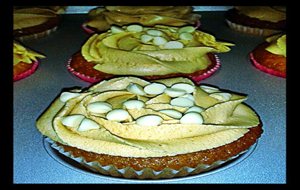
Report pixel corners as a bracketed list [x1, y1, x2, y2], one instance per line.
[159, 109, 182, 119]
[170, 97, 194, 107]
[60, 92, 81, 102]
[123, 100, 145, 109]
[164, 88, 186, 97]
[136, 115, 163, 127]
[180, 112, 204, 124]
[87, 101, 112, 114]
[106, 109, 130, 122]
[200, 85, 220, 93]
[77, 118, 100, 131]
[209, 92, 232, 101]
[61, 114, 85, 128]
[185, 106, 204, 113]
[127, 83, 146, 95]
[171, 83, 195, 93]
[144, 83, 166, 95]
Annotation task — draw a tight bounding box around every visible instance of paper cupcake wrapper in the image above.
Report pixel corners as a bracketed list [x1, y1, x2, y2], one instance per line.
[16, 26, 58, 41]
[13, 61, 39, 82]
[46, 137, 253, 180]
[190, 54, 220, 84]
[225, 19, 281, 37]
[249, 52, 286, 78]
[82, 20, 201, 35]
[67, 53, 220, 84]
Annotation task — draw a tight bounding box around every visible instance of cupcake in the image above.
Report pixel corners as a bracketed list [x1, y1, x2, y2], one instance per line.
[13, 41, 45, 81]
[68, 24, 233, 84]
[82, 6, 201, 34]
[225, 6, 286, 36]
[36, 76, 263, 179]
[250, 34, 286, 77]
[13, 7, 62, 41]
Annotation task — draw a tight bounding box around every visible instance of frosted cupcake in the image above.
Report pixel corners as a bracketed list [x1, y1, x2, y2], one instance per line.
[37, 77, 263, 179]
[68, 24, 233, 84]
[225, 6, 286, 36]
[13, 41, 45, 81]
[250, 34, 286, 77]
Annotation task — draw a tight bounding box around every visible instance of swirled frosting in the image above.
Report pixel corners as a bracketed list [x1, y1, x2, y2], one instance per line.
[235, 6, 286, 23]
[13, 41, 45, 65]
[81, 25, 233, 76]
[36, 77, 260, 158]
[265, 34, 286, 57]
[13, 8, 58, 30]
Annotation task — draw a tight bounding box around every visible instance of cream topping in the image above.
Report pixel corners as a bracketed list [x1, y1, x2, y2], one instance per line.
[13, 41, 45, 65]
[235, 6, 286, 22]
[81, 25, 234, 76]
[36, 77, 260, 157]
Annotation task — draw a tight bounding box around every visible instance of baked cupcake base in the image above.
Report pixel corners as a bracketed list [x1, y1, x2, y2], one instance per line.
[45, 125, 262, 179]
[249, 43, 286, 78]
[13, 61, 39, 81]
[67, 53, 220, 84]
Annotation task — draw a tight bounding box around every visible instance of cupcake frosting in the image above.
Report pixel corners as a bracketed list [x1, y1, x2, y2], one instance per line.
[81, 25, 233, 76]
[265, 34, 286, 57]
[37, 77, 260, 157]
[235, 6, 286, 23]
[13, 7, 58, 30]
[13, 41, 45, 65]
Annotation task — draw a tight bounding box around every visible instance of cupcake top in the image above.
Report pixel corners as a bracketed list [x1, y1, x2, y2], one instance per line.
[235, 6, 286, 23]
[81, 24, 233, 76]
[37, 77, 260, 158]
[85, 6, 201, 32]
[13, 41, 45, 65]
[265, 34, 286, 57]
[13, 7, 58, 30]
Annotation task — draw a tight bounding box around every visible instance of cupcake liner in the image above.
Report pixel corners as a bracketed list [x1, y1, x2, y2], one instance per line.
[67, 54, 220, 84]
[46, 137, 254, 180]
[190, 54, 221, 84]
[13, 61, 39, 82]
[225, 19, 281, 36]
[67, 58, 102, 83]
[249, 52, 286, 78]
[16, 26, 58, 41]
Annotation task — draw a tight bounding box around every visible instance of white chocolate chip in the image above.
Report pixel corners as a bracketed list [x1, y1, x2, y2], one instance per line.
[136, 115, 163, 127]
[178, 26, 196, 33]
[106, 109, 130, 122]
[60, 92, 81, 102]
[164, 88, 186, 97]
[181, 93, 194, 101]
[144, 83, 166, 95]
[185, 106, 204, 113]
[61, 114, 85, 128]
[146, 29, 163, 36]
[200, 85, 220, 93]
[127, 83, 146, 95]
[162, 41, 184, 49]
[77, 118, 100, 131]
[171, 83, 195, 93]
[170, 97, 194, 107]
[209, 92, 232, 101]
[153, 37, 167, 46]
[111, 26, 125, 33]
[140, 34, 153, 43]
[179, 32, 193, 40]
[123, 100, 145, 109]
[126, 24, 143, 32]
[180, 112, 203, 124]
[159, 109, 182, 119]
[87, 101, 112, 114]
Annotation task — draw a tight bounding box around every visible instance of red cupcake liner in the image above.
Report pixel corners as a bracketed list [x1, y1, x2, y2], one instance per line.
[190, 54, 220, 84]
[82, 20, 201, 35]
[249, 53, 286, 78]
[13, 61, 39, 82]
[67, 58, 102, 83]
[67, 54, 220, 84]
